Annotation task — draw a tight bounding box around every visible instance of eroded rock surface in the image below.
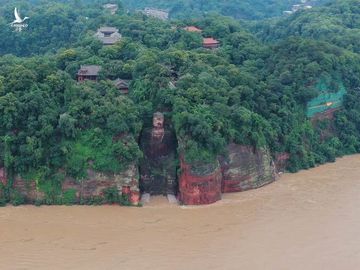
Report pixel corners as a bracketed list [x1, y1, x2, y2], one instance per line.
[179, 158, 222, 205]
[8, 165, 140, 204]
[64, 164, 139, 197]
[220, 144, 276, 193]
[0, 167, 6, 185]
[179, 144, 277, 205]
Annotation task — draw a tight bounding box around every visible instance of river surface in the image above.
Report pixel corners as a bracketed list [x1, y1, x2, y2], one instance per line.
[1, 155, 360, 270]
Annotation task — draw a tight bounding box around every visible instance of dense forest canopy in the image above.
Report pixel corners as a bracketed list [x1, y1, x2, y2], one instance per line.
[0, 0, 360, 200]
[121, 0, 329, 20]
[256, 0, 360, 53]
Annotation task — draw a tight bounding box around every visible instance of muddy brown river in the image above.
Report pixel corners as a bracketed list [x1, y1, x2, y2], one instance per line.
[1, 155, 360, 270]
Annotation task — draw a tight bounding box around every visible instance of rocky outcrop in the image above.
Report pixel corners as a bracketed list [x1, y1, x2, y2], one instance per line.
[274, 152, 290, 173]
[13, 176, 45, 202]
[62, 164, 140, 203]
[4, 142, 278, 206]
[0, 167, 6, 185]
[9, 165, 140, 205]
[220, 144, 276, 193]
[0, 167, 5, 203]
[179, 144, 277, 205]
[179, 158, 222, 205]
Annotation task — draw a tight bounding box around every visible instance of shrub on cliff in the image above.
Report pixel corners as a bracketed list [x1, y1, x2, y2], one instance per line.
[62, 188, 78, 205]
[9, 190, 25, 206]
[103, 187, 120, 204]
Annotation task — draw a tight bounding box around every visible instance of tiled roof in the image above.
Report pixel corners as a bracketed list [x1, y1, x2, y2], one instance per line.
[98, 27, 118, 33]
[95, 27, 122, 45]
[143, 8, 169, 20]
[203, 38, 220, 45]
[77, 65, 101, 76]
[184, 26, 202, 32]
[103, 3, 118, 9]
[114, 78, 130, 88]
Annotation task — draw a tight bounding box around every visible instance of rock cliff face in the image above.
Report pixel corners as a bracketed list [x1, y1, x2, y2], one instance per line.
[62, 165, 140, 204]
[3, 143, 278, 206]
[3, 165, 140, 205]
[220, 144, 276, 193]
[179, 158, 222, 205]
[13, 176, 45, 202]
[0, 167, 7, 203]
[179, 144, 277, 205]
[0, 167, 6, 185]
[274, 152, 290, 173]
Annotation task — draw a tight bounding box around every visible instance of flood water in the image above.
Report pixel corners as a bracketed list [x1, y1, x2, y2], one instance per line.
[1, 155, 360, 270]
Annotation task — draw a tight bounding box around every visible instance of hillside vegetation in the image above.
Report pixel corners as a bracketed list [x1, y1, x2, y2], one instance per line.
[122, 0, 328, 20]
[0, 0, 360, 201]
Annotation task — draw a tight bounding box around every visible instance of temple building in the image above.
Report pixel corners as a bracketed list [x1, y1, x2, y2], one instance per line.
[203, 37, 220, 49]
[77, 65, 101, 82]
[103, 3, 118, 14]
[94, 27, 122, 45]
[113, 78, 130, 94]
[142, 8, 169, 20]
[184, 26, 202, 32]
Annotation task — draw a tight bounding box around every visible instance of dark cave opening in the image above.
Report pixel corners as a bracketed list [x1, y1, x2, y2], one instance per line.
[138, 112, 179, 196]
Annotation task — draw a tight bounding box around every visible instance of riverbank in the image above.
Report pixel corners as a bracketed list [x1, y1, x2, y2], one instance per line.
[1, 155, 360, 270]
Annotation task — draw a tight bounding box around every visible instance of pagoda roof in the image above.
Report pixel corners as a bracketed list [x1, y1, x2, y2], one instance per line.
[77, 65, 101, 76]
[184, 26, 202, 32]
[203, 37, 220, 45]
[114, 78, 130, 88]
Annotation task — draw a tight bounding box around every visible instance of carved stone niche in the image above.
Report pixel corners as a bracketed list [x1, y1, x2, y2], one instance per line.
[140, 111, 177, 195]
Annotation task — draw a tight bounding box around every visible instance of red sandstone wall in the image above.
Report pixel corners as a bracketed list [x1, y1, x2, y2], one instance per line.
[5, 165, 140, 205]
[0, 167, 6, 185]
[13, 176, 45, 202]
[179, 144, 277, 205]
[179, 158, 222, 205]
[311, 108, 339, 142]
[274, 152, 290, 173]
[220, 144, 276, 193]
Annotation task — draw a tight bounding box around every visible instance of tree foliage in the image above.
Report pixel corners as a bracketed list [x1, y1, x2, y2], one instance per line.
[0, 0, 359, 181]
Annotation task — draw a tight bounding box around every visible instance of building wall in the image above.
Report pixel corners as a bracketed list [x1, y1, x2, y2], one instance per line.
[203, 43, 220, 49]
[77, 75, 98, 82]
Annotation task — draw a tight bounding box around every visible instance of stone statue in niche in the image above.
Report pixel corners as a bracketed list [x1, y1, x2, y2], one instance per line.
[151, 112, 165, 142]
[139, 112, 177, 196]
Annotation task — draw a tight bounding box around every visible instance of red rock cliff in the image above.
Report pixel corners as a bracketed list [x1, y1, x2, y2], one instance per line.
[220, 144, 276, 193]
[9, 165, 140, 205]
[179, 144, 277, 205]
[0, 167, 6, 185]
[179, 158, 222, 205]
